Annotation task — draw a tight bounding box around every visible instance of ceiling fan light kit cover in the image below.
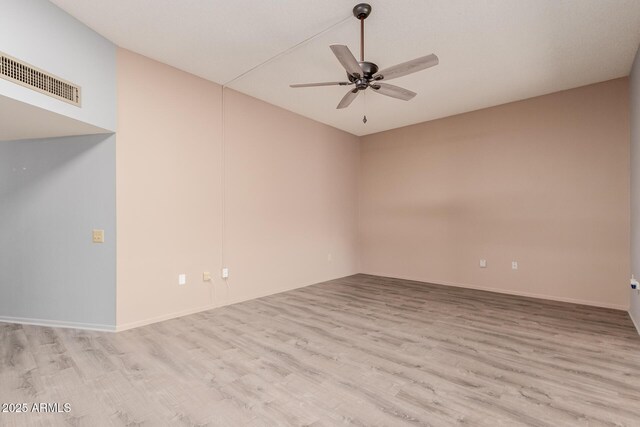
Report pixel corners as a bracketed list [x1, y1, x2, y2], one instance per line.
[290, 3, 439, 111]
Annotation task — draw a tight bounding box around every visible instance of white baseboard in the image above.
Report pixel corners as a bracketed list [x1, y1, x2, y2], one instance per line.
[116, 303, 218, 332]
[2, 284, 324, 333]
[630, 310, 640, 335]
[116, 273, 357, 332]
[116, 285, 318, 332]
[3, 273, 629, 333]
[117, 271, 630, 332]
[219, 283, 312, 307]
[0, 315, 116, 332]
[361, 272, 629, 311]
[115, 286, 308, 332]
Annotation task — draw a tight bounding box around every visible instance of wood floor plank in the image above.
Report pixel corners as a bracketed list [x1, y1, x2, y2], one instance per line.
[1, 274, 639, 426]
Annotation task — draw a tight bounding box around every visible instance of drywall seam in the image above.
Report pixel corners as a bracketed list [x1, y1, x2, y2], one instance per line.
[220, 85, 226, 303]
[221, 16, 351, 87]
[630, 42, 640, 335]
[214, 13, 353, 299]
[363, 272, 629, 311]
[0, 316, 116, 332]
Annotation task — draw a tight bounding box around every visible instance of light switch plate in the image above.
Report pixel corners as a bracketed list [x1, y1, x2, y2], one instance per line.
[203, 272, 212, 281]
[479, 259, 487, 268]
[92, 229, 104, 243]
[178, 274, 186, 285]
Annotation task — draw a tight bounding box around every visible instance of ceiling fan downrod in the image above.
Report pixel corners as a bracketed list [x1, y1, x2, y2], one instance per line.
[353, 3, 371, 62]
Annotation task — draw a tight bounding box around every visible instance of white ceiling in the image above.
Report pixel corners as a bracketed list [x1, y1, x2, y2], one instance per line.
[0, 95, 110, 142]
[50, 0, 640, 136]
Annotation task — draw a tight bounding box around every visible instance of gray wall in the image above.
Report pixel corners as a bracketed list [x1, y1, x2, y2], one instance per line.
[631, 45, 640, 332]
[0, 135, 116, 328]
[0, 0, 116, 131]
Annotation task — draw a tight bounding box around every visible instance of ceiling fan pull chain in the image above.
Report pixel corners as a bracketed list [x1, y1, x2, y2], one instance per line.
[363, 91, 367, 124]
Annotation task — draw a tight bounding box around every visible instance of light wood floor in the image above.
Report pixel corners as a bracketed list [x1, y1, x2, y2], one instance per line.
[1, 274, 639, 426]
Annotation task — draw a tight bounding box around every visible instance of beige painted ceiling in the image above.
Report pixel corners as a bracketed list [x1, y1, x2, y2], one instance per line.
[50, 0, 640, 136]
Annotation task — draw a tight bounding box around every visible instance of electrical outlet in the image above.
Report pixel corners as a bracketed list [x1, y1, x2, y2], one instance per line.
[203, 272, 212, 281]
[178, 274, 186, 285]
[222, 268, 229, 279]
[92, 229, 104, 243]
[512, 261, 518, 270]
[479, 259, 487, 268]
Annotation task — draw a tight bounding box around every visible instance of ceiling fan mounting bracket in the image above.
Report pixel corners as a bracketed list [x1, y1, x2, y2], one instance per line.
[352, 3, 372, 20]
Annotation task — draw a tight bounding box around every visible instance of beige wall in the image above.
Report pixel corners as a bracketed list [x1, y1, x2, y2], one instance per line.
[630, 44, 640, 330]
[223, 90, 360, 304]
[116, 49, 223, 328]
[116, 46, 629, 328]
[116, 49, 360, 329]
[359, 78, 630, 309]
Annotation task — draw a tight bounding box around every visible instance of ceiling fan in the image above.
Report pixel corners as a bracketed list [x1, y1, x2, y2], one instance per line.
[290, 3, 439, 110]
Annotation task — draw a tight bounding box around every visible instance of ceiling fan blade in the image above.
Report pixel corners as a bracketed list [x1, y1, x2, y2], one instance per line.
[330, 45, 362, 77]
[290, 81, 350, 88]
[375, 54, 439, 81]
[370, 83, 416, 101]
[337, 88, 360, 109]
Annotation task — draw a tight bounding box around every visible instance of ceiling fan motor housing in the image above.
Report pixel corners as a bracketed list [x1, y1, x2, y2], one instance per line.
[348, 61, 379, 89]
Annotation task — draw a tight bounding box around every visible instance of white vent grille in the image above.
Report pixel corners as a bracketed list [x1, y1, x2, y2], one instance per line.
[0, 52, 81, 107]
